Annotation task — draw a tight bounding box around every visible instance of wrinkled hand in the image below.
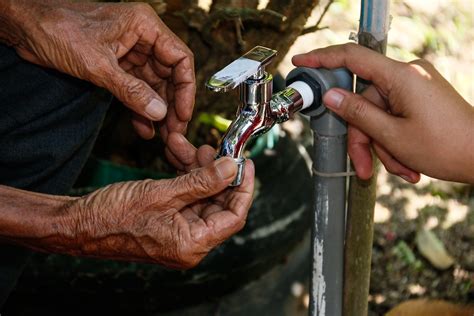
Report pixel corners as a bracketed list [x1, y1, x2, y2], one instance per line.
[63, 138, 254, 269]
[6, 1, 195, 140]
[293, 43, 474, 183]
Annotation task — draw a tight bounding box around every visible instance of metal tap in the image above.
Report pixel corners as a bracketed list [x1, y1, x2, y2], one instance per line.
[206, 46, 308, 186]
[206, 46, 349, 186]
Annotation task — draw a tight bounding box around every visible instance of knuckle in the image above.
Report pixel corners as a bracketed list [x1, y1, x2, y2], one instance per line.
[186, 48, 195, 62]
[392, 61, 414, 82]
[235, 218, 247, 232]
[343, 42, 358, 54]
[397, 61, 413, 73]
[184, 256, 201, 269]
[383, 163, 397, 175]
[405, 59, 434, 77]
[132, 2, 153, 14]
[344, 97, 368, 121]
[410, 58, 432, 68]
[121, 79, 146, 105]
[84, 58, 112, 80]
[139, 179, 163, 206]
[177, 248, 202, 269]
[188, 171, 213, 193]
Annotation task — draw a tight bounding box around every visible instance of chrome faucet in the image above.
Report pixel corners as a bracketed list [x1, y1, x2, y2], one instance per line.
[206, 46, 350, 186]
[206, 46, 308, 186]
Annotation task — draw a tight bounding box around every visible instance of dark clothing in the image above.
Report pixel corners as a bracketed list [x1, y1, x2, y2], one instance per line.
[0, 43, 111, 307]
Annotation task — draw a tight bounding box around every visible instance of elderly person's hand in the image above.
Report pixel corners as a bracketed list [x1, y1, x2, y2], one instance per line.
[0, 142, 254, 268]
[0, 1, 194, 141]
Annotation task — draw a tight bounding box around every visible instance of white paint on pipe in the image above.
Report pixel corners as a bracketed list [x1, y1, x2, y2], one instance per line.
[313, 237, 326, 316]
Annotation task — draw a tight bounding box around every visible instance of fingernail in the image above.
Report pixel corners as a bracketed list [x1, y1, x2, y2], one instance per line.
[215, 158, 237, 180]
[145, 99, 167, 120]
[400, 175, 412, 183]
[324, 89, 345, 109]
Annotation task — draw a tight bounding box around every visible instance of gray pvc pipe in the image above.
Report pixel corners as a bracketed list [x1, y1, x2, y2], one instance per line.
[309, 114, 347, 316]
[287, 67, 352, 316]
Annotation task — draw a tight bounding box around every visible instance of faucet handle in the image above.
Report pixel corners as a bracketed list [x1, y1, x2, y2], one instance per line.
[206, 46, 277, 93]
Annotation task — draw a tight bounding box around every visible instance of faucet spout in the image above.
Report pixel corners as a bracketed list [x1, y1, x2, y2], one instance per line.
[217, 81, 311, 186]
[217, 105, 275, 158]
[217, 101, 276, 186]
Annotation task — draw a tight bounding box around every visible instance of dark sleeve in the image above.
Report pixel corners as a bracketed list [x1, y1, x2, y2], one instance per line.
[0, 44, 112, 194]
[0, 43, 111, 308]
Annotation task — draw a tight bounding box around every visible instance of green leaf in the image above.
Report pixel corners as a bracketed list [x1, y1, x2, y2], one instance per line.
[198, 113, 232, 132]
